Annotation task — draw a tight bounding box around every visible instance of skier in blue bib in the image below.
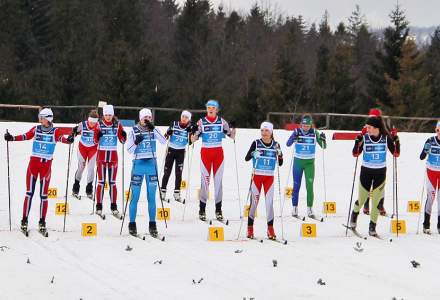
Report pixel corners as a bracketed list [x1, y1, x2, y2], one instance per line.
[126, 108, 166, 237]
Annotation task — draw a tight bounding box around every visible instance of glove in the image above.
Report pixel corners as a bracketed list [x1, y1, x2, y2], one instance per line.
[166, 128, 173, 136]
[146, 120, 155, 131]
[71, 126, 79, 137]
[361, 127, 367, 135]
[355, 135, 363, 143]
[424, 143, 431, 153]
[393, 151, 400, 157]
[66, 134, 75, 144]
[275, 143, 282, 157]
[391, 127, 398, 137]
[4, 132, 13, 141]
[252, 150, 261, 159]
[134, 134, 144, 145]
[320, 132, 326, 141]
[121, 130, 127, 140]
[98, 130, 104, 140]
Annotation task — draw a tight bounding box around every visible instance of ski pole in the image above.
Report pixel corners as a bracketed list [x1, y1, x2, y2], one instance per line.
[121, 142, 125, 213]
[276, 160, 284, 240]
[151, 128, 167, 228]
[392, 155, 396, 219]
[182, 143, 194, 221]
[394, 156, 399, 237]
[237, 157, 258, 240]
[63, 141, 74, 232]
[322, 146, 328, 218]
[280, 147, 294, 218]
[233, 139, 243, 220]
[120, 151, 138, 235]
[416, 170, 426, 234]
[6, 129, 11, 231]
[91, 160, 98, 215]
[345, 156, 359, 236]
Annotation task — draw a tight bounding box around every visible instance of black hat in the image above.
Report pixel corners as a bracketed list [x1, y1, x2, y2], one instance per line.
[366, 117, 381, 129]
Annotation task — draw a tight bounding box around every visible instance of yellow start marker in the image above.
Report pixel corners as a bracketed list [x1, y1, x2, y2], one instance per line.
[301, 223, 317, 237]
[208, 227, 224, 241]
[82, 223, 97, 237]
[157, 208, 171, 221]
[407, 200, 421, 213]
[391, 220, 406, 234]
[55, 203, 69, 215]
[48, 187, 58, 199]
[323, 202, 336, 214]
[244, 204, 257, 218]
[180, 180, 187, 189]
[285, 187, 293, 199]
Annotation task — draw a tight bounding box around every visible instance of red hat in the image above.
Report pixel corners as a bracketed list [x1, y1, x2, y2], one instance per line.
[368, 108, 382, 117]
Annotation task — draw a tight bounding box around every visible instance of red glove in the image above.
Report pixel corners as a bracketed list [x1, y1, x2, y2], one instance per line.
[391, 127, 398, 137]
[393, 151, 400, 157]
[361, 127, 367, 135]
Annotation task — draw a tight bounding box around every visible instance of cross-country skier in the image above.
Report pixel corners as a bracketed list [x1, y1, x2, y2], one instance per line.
[4, 108, 73, 234]
[245, 121, 283, 240]
[71, 109, 99, 199]
[349, 116, 400, 236]
[190, 99, 236, 221]
[126, 108, 166, 237]
[286, 114, 326, 219]
[362, 108, 387, 216]
[94, 104, 127, 217]
[420, 121, 440, 234]
[160, 110, 196, 202]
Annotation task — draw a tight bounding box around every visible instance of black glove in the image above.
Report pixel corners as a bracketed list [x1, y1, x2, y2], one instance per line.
[134, 134, 144, 145]
[146, 120, 155, 131]
[71, 125, 79, 137]
[166, 128, 173, 136]
[320, 132, 326, 141]
[121, 130, 127, 140]
[188, 123, 198, 134]
[66, 134, 75, 144]
[355, 135, 363, 143]
[98, 130, 104, 140]
[4, 132, 13, 141]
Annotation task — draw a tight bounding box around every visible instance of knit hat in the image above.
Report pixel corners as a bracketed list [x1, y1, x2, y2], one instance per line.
[368, 108, 382, 117]
[103, 104, 114, 116]
[260, 121, 274, 132]
[206, 99, 219, 108]
[181, 110, 192, 120]
[139, 108, 152, 120]
[366, 117, 381, 128]
[38, 108, 53, 122]
[301, 115, 313, 126]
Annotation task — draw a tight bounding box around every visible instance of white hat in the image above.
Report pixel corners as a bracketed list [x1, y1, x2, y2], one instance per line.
[103, 104, 114, 116]
[139, 108, 152, 120]
[260, 121, 273, 132]
[181, 110, 192, 120]
[38, 108, 54, 122]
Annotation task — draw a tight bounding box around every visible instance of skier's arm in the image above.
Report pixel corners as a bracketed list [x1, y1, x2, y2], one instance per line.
[126, 129, 137, 154]
[93, 124, 101, 144]
[420, 138, 431, 160]
[245, 142, 257, 161]
[8, 127, 36, 141]
[286, 130, 298, 147]
[315, 130, 327, 149]
[164, 123, 173, 139]
[352, 135, 364, 157]
[55, 129, 71, 144]
[275, 142, 283, 166]
[386, 135, 397, 155]
[117, 122, 127, 143]
[191, 120, 202, 143]
[223, 119, 236, 140]
[154, 129, 167, 145]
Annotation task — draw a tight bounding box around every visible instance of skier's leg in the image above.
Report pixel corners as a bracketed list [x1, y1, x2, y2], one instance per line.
[23, 161, 38, 221]
[109, 162, 118, 207]
[424, 168, 437, 229]
[353, 169, 372, 214]
[370, 175, 386, 224]
[291, 158, 304, 207]
[248, 175, 263, 226]
[199, 148, 212, 212]
[39, 161, 52, 221]
[212, 148, 224, 209]
[161, 149, 174, 193]
[86, 149, 97, 186]
[129, 160, 143, 223]
[75, 148, 87, 183]
[174, 149, 185, 197]
[303, 159, 315, 208]
[95, 161, 105, 209]
[263, 176, 275, 226]
[146, 159, 157, 222]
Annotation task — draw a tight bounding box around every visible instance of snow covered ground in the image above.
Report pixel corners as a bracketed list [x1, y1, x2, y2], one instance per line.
[1, 122, 439, 300]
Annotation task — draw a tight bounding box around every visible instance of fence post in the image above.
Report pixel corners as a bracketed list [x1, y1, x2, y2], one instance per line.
[326, 114, 330, 129]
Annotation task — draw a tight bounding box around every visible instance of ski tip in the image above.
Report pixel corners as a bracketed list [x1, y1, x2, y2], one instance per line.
[225, 220, 230, 225]
[142, 236, 146, 240]
[183, 199, 186, 204]
[320, 218, 324, 222]
[283, 240, 288, 245]
[161, 236, 166, 242]
[209, 220, 213, 225]
[302, 217, 306, 221]
[259, 239, 264, 243]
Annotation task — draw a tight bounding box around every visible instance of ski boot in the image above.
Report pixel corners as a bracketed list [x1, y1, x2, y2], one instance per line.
[350, 211, 359, 229]
[215, 202, 224, 221]
[21, 218, 28, 232]
[86, 182, 93, 199]
[160, 188, 167, 200]
[423, 212, 431, 234]
[363, 207, 370, 215]
[149, 222, 158, 238]
[267, 225, 276, 240]
[378, 199, 387, 216]
[96, 203, 103, 216]
[247, 226, 254, 239]
[111, 203, 120, 218]
[128, 222, 137, 236]
[291, 206, 298, 217]
[199, 202, 207, 221]
[39, 218, 48, 236]
[368, 221, 377, 237]
[173, 190, 182, 202]
[437, 216, 440, 234]
[72, 180, 80, 197]
[307, 207, 315, 219]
